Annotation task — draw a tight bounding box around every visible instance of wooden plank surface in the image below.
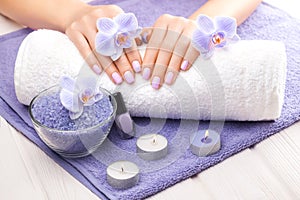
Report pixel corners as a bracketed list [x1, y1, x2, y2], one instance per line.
[1, 0, 300, 199]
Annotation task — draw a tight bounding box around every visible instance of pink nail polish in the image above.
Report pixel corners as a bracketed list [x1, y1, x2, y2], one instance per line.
[180, 60, 189, 70]
[113, 92, 135, 139]
[112, 72, 123, 85]
[92, 64, 102, 75]
[165, 71, 174, 85]
[141, 32, 149, 44]
[132, 61, 141, 72]
[124, 71, 135, 84]
[143, 68, 151, 80]
[152, 76, 160, 89]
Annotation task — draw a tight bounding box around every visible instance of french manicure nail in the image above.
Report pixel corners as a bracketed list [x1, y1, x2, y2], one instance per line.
[152, 76, 160, 89]
[112, 72, 123, 85]
[124, 71, 135, 84]
[143, 68, 151, 80]
[132, 61, 141, 72]
[92, 64, 102, 75]
[180, 60, 189, 71]
[165, 71, 174, 85]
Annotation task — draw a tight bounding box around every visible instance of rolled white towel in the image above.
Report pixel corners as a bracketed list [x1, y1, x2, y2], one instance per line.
[15, 29, 287, 121]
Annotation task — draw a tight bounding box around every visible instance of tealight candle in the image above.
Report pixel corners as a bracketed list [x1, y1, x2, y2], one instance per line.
[190, 130, 221, 157]
[136, 134, 168, 161]
[106, 160, 139, 189]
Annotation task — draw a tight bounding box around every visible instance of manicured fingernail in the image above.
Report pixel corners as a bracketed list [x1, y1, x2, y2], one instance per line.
[135, 36, 143, 46]
[180, 60, 189, 70]
[124, 71, 135, 84]
[92, 64, 102, 75]
[152, 76, 160, 89]
[165, 71, 174, 85]
[143, 68, 151, 80]
[142, 32, 149, 43]
[112, 72, 123, 85]
[132, 61, 141, 72]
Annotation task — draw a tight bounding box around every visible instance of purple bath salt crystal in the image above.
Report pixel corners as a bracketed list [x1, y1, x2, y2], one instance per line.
[31, 92, 113, 131]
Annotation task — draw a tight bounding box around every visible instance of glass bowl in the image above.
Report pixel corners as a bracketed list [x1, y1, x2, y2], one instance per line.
[29, 86, 117, 158]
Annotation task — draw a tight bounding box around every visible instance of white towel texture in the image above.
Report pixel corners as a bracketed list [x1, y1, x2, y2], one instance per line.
[15, 29, 287, 121]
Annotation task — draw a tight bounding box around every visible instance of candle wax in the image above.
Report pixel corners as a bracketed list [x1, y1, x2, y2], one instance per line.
[136, 134, 168, 161]
[190, 130, 221, 157]
[106, 160, 139, 189]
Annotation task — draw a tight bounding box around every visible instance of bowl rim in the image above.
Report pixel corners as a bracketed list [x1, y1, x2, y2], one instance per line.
[29, 85, 117, 133]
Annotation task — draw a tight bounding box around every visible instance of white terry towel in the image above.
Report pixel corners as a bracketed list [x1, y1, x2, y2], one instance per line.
[15, 30, 287, 121]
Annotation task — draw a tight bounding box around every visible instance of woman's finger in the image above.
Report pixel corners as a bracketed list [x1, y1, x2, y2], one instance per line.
[179, 21, 199, 71]
[165, 35, 190, 85]
[124, 42, 142, 73]
[181, 44, 200, 71]
[142, 28, 166, 80]
[142, 15, 170, 80]
[114, 53, 135, 84]
[151, 17, 184, 89]
[66, 28, 102, 75]
[95, 54, 123, 85]
[165, 21, 198, 84]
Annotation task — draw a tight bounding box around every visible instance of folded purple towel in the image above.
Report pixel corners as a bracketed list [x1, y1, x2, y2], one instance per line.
[0, 1, 300, 200]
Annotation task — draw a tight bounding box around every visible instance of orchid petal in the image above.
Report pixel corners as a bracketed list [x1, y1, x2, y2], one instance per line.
[216, 41, 227, 48]
[115, 13, 138, 32]
[196, 15, 215, 34]
[121, 38, 132, 48]
[96, 18, 117, 35]
[79, 88, 94, 104]
[201, 48, 215, 59]
[215, 16, 237, 38]
[84, 98, 96, 106]
[192, 29, 212, 53]
[60, 75, 76, 92]
[94, 91, 104, 102]
[95, 33, 117, 56]
[230, 34, 240, 42]
[111, 47, 123, 61]
[128, 27, 142, 37]
[69, 105, 83, 120]
[60, 89, 80, 113]
[79, 76, 98, 91]
[83, 90, 103, 106]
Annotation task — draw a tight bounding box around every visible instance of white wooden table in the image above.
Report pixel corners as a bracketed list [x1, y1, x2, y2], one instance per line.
[1, 1, 300, 199]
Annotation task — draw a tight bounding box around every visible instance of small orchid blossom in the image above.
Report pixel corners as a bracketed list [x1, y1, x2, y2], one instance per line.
[95, 13, 142, 61]
[59, 75, 103, 120]
[192, 15, 240, 59]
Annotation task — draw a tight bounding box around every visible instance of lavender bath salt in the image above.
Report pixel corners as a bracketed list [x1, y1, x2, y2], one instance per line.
[31, 92, 113, 131]
[29, 86, 116, 158]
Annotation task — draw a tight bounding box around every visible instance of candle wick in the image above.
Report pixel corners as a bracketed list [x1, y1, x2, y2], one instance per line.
[152, 134, 157, 144]
[121, 166, 124, 173]
[204, 130, 209, 141]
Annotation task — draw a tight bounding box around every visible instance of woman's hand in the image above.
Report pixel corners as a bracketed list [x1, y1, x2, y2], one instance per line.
[65, 4, 142, 85]
[142, 14, 200, 89]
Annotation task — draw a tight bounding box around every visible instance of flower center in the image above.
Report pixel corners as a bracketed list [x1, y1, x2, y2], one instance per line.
[212, 32, 225, 45]
[81, 95, 92, 103]
[116, 33, 129, 46]
[80, 88, 94, 104]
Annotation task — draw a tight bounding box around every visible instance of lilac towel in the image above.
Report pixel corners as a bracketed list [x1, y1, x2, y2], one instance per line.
[0, 1, 300, 199]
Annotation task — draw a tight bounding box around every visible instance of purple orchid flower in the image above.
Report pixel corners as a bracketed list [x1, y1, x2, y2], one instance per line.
[59, 75, 103, 120]
[95, 13, 142, 61]
[192, 15, 240, 59]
